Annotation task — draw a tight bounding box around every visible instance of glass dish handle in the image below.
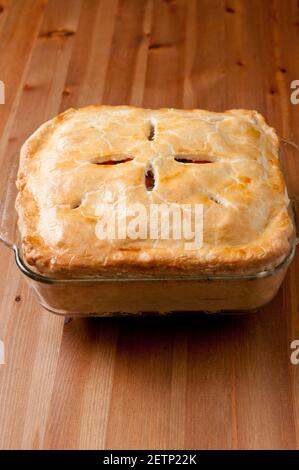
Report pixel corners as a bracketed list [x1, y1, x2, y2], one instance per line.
[0, 155, 18, 249]
[280, 139, 299, 246]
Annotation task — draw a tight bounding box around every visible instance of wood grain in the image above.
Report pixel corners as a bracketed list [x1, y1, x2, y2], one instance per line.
[0, 0, 299, 450]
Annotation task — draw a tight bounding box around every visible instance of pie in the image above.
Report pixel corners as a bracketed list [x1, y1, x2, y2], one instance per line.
[15, 106, 293, 278]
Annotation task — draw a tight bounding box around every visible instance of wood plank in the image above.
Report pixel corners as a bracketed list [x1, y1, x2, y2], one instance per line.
[60, 0, 119, 109]
[276, 0, 299, 448]
[104, 0, 189, 449]
[0, 0, 46, 167]
[143, 0, 187, 108]
[221, 0, 297, 450]
[0, 0, 82, 450]
[44, 0, 155, 450]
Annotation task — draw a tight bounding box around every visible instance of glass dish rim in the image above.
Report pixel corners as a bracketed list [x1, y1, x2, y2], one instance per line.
[13, 240, 296, 285]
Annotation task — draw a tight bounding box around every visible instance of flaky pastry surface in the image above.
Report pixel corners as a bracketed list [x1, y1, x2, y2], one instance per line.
[16, 106, 293, 277]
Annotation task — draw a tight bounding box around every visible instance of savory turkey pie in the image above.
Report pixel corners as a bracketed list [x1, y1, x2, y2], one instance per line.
[16, 106, 293, 277]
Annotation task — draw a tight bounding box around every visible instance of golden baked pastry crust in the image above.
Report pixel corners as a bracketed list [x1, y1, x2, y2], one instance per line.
[16, 106, 293, 277]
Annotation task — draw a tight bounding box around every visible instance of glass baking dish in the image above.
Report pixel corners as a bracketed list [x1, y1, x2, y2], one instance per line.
[0, 140, 298, 317]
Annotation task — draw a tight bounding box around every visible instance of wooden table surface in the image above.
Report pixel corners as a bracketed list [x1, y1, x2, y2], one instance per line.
[0, 0, 299, 450]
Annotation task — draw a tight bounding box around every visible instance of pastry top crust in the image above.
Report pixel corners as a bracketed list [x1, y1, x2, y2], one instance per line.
[16, 105, 293, 277]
